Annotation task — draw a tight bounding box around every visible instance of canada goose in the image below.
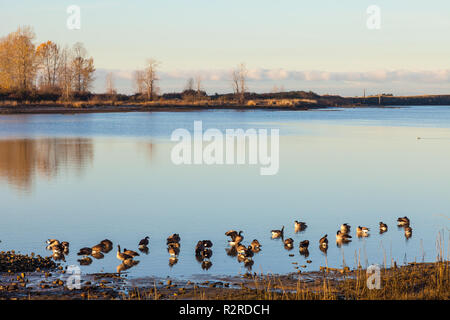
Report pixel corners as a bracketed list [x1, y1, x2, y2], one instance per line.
[336, 230, 352, 242]
[227, 231, 243, 246]
[397, 217, 410, 227]
[271, 226, 284, 239]
[52, 251, 65, 262]
[51, 243, 64, 254]
[61, 241, 69, 254]
[379, 222, 388, 233]
[236, 244, 247, 254]
[100, 239, 113, 253]
[167, 234, 181, 245]
[294, 221, 307, 233]
[138, 236, 149, 248]
[77, 247, 92, 256]
[404, 226, 412, 238]
[340, 224, 351, 234]
[250, 239, 261, 251]
[201, 248, 213, 260]
[356, 226, 370, 236]
[168, 241, 181, 249]
[319, 244, 328, 254]
[123, 248, 140, 257]
[299, 240, 309, 249]
[201, 240, 213, 248]
[46, 239, 60, 251]
[319, 234, 328, 248]
[78, 256, 92, 266]
[117, 245, 133, 261]
[92, 244, 104, 254]
[284, 238, 294, 249]
[195, 241, 204, 257]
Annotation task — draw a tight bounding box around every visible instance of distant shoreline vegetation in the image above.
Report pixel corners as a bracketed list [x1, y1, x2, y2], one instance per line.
[2, 26, 450, 112]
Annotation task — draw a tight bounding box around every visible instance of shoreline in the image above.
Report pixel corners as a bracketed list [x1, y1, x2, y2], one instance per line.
[0, 103, 410, 115]
[1, 259, 448, 300]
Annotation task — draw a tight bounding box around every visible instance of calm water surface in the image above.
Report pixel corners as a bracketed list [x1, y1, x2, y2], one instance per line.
[0, 106, 449, 279]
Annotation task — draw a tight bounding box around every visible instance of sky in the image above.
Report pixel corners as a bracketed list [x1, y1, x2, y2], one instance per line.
[1, 0, 450, 96]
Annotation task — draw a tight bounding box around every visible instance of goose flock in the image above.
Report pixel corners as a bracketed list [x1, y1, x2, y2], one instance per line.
[43, 216, 413, 273]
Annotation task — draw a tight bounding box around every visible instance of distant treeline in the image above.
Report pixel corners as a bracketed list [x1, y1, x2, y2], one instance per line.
[2, 26, 450, 108]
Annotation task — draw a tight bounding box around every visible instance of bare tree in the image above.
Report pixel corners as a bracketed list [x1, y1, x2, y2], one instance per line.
[105, 72, 116, 95]
[232, 63, 247, 103]
[142, 59, 160, 101]
[185, 77, 194, 91]
[133, 70, 144, 95]
[195, 74, 203, 97]
[58, 46, 74, 101]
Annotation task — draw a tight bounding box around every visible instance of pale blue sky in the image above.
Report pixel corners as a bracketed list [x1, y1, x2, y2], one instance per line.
[1, 1, 450, 95]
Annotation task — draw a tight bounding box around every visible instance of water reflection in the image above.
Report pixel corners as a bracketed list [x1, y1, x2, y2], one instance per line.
[0, 138, 94, 191]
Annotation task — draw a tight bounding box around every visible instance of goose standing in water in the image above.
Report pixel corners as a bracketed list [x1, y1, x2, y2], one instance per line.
[356, 226, 370, 237]
[340, 224, 351, 234]
[167, 234, 181, 245]
[92, 243, 104, 254]
[250, 239, 261, 252]
[123, 248, 140, 257]
[225, 230, 243, 246]
[100, 239, 113, 253]
[271, 226, 284, 239]
[294, 221, 307, 233]
[116, 245, 133, 261]
[336, 230, 352, 243]
[61, 241, 70, 255]
[319, 234, 328, 248]
[284, 238, 294, 250]
[379, 222, 388, 234]
[138, 236, 149, 249]
[397, 216, 410, 227]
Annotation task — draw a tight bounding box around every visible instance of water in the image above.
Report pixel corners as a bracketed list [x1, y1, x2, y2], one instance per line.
[0, 106, 449, 279]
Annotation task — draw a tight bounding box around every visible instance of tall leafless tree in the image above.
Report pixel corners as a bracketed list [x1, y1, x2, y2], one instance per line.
[232, 63, 247, 103]
[105, 72, 116, 95]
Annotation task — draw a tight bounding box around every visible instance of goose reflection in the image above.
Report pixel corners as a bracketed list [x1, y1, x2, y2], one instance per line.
[139, 246, 149, 255]
[116, 259, 140, 273]
[169, 257, 178, 267]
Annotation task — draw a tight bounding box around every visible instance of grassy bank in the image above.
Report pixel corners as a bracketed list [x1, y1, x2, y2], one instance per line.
[1, 259, 447, 300]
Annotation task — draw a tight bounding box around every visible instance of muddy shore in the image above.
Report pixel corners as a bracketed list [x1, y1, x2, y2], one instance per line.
[1, 251, 448, 300]
[0, 103, 395, 115]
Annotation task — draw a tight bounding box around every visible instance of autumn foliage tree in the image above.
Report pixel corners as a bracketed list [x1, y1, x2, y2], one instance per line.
[0, 26, 96, 101]
[0, 26, 38, 92]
